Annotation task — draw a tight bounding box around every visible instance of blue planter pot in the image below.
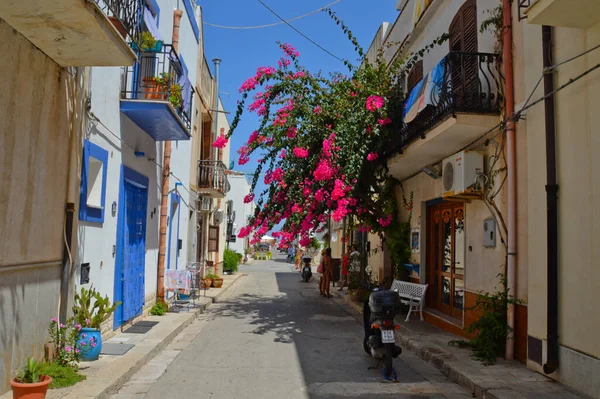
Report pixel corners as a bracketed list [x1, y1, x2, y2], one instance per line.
[78, 328, 102, 361]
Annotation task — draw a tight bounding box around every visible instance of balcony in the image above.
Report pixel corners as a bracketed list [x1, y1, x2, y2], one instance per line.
[387, 52, 502, 180]
[0, 0, 138, 67]
[522, 0, 600, 29]
[120, 44, 194, 141]
[197, 160, 230, 198]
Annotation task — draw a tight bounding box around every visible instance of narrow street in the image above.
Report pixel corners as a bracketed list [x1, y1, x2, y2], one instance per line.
[114, 254, 472, 399]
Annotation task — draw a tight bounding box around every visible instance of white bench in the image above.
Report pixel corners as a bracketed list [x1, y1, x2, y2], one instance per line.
[390, 279, 428, 322]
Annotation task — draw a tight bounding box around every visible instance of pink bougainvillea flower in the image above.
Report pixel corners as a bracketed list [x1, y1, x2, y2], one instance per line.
[212, 134, 228, 149]
[313, 105, 323, 114]
[378, 214, 393, 227]
[244, 193, 255, 204]
[287, 127, 298, 139]
[378, 118, 392, 126]
[238, 155, 250, 165]
[278, 58, 291, 68]
[313, 160, 334, 181]
[279, 149, 286, 159]
[366, 95, 385, 112]
[282, 43, 300, 58]
[299, 236, 311, 247]
[256, 66, 276, 78]
[367, 152, 379, 161]
[314, 189, 325, 202]
[331, 179, 345, 201]
[350, 92, 357, 97]
[237, 226, 251, 238]
[293, 147, 309, 158]
[291, 203, 302, 213]
[239, 76, 258, 93]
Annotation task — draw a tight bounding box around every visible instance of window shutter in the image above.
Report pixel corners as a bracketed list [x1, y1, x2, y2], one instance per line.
[449, 0, 478, 110]
[208, 226, 219, 252]
[202, 121, 212, 160]
[406, 60, 424, 94]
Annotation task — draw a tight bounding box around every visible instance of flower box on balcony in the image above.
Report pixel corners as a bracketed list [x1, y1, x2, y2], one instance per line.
[132, 40, 164, 53]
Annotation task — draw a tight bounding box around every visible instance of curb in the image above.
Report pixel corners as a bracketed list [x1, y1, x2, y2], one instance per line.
[96, 273, 245, 399]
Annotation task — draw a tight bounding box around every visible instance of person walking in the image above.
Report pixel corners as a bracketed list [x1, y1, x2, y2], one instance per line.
[338, 246, 351, 291]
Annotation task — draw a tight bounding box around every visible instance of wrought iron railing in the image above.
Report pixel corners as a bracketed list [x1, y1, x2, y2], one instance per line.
[198, 160, 231, 196]
[94, 0, 142, 45]
[121, 44, 194, 130]
[394, 52, 502, 152]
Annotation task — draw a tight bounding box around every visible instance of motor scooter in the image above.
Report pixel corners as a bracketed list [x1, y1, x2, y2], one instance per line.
[363, 288, 403, 381]
[301, 257, 312, 282]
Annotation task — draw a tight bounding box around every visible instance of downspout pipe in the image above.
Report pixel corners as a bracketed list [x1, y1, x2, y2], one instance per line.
[212, 58, 222, 161]
[542, 25, 559, 375]
[502, 0, 517, 360]
[157, 9, 184, 302]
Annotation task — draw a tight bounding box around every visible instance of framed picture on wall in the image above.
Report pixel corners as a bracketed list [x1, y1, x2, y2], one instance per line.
[411, 228, 420, 253]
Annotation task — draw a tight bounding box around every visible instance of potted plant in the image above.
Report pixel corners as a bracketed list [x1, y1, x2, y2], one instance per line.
[144, 72, 170, 100]
[202, 273, 215, 289]
[132, 31, 163, 53]
[72, 286, 120, 361]
[11, 357, 52, 399]
[208, 273, 224, 288]
[168, 83, 183, 109]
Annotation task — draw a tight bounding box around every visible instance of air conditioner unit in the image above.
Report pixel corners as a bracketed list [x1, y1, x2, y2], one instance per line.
[199, 197, 212, 213]
[212, 209, 224, 225]
[442, 151, 483, 197]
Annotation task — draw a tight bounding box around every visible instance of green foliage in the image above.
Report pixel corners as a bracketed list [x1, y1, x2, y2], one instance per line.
[169, 83, 183, 109]
[307, 238, 321, 250]
[480, 3, 504, 53]
[137, 31, 157, 52]
[223, 248, 240, 273]
[237, 251, 245, 261]
[15, 357, 41, 384]
[150, 301, 168, 316]
[48, 318, 82, 365]
[205, 273, 219, 279]
[73, 286, 120, 329]
[39, 362, 86, 389]
[449, 274, 521, 365]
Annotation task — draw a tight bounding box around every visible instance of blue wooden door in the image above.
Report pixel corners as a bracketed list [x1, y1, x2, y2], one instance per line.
[122, 179, 148, 322]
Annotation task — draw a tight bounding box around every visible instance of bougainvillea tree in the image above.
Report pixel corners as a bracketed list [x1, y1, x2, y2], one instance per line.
[218, 11, 447, 267]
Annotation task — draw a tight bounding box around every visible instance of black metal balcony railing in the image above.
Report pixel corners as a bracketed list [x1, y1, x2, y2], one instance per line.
[121, 44, 194, 130]
[198, 161, 231, 196]
[394, 52, 503, 152]
[94, 0, 142, 44]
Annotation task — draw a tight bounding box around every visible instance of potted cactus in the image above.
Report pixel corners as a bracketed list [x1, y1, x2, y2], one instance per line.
[72, 286, 120, 361]
[11, 357, 52, 399]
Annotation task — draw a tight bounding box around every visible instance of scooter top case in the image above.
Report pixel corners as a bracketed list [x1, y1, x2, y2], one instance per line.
[368, 290, 402, 318]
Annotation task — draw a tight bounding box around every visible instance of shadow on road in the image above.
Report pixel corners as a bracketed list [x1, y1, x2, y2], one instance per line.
[204, 270, 435, 398]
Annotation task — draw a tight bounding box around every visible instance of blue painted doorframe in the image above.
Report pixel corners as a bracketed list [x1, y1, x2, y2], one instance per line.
[113, 166, 149, 329]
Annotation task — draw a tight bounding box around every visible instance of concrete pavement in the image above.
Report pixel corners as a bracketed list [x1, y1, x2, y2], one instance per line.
[114, 255, 472, 399]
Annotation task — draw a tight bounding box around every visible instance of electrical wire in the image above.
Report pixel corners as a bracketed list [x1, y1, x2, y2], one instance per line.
[204, 0, 342, 30]
[88, 111, 200, 207]
[256, 0, 345, 63]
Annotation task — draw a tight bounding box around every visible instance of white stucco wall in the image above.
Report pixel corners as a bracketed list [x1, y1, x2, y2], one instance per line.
[227, 174, 252, 255]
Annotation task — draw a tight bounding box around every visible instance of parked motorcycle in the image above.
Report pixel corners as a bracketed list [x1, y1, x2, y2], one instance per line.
[363, 288, 403, 381]
[301, 257, 312, 282]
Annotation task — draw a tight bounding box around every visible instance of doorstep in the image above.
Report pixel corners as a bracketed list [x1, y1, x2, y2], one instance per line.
[332, 288, 585, 399]
[1, 273, 244, 399]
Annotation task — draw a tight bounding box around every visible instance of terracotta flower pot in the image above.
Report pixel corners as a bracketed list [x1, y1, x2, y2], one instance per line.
[201, 278, 213, 289]
[212, 278, 224, 288]
[143, 78, 166, 100]
[11, 375, 52, 399]
[108, 16, 127, 39]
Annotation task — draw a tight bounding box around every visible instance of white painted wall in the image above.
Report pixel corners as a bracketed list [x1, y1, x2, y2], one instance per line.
[227, 174, 252, 255]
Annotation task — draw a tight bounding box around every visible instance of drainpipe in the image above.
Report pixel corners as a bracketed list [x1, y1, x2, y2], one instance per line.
[212, 58, 222, 161]
[157, 9, 184, 303]
[502, 0, 517, 360]
[60, 67, 88, 323]
[542, 25, 559, 375]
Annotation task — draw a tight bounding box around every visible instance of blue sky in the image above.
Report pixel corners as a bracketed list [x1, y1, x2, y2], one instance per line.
[201, 0, 398, 229]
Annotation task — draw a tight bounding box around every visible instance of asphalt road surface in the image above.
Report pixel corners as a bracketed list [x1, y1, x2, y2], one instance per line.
[117, 254, 473, 399]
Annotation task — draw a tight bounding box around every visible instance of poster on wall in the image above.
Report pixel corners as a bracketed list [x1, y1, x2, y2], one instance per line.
[411, 228, 420, 253]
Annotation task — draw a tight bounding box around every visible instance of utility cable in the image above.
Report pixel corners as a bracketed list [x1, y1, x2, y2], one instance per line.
[204, 0, 342, 30]
[256, 0, 345, 63]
